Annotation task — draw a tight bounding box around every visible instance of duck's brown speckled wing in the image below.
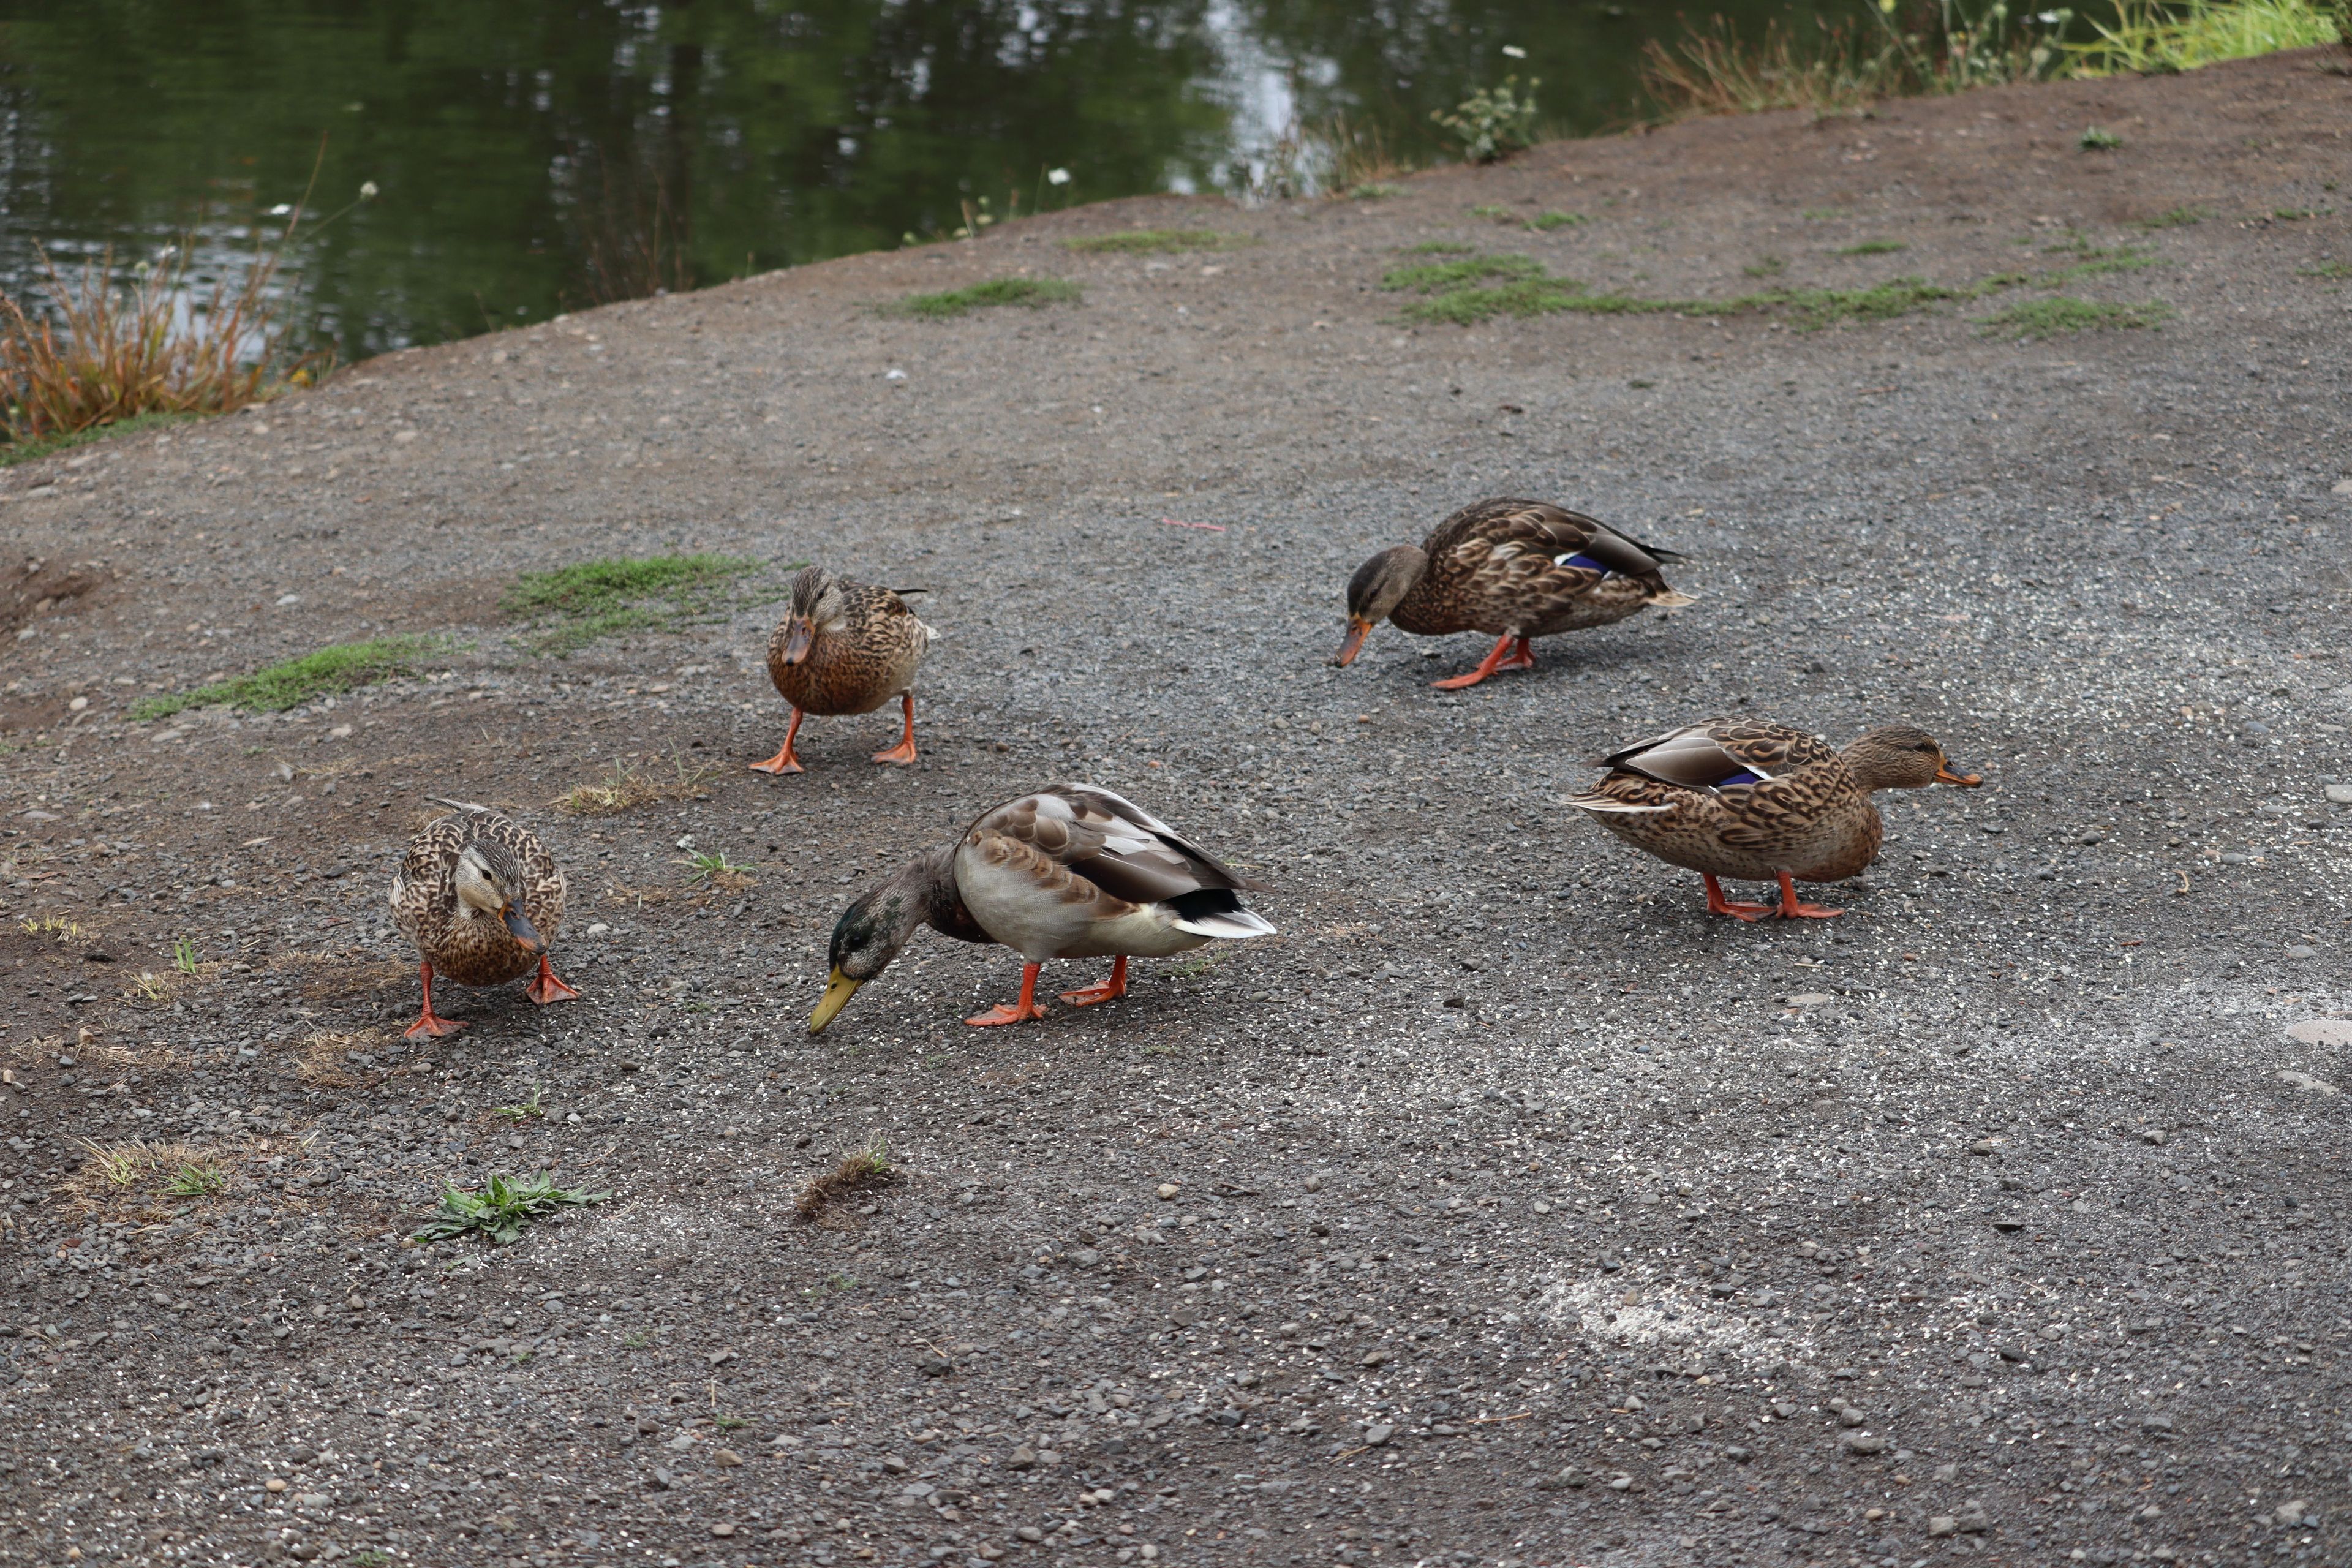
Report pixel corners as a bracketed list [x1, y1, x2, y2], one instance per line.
[1397, 499, 1681, 637]
[1597, 720, 1836, 787]
[967, 783, 1269, 905]
[389, 813, 470, 949]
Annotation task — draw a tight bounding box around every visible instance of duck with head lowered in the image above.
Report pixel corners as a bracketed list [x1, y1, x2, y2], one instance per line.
[807, 783, 1276, 1033]
[388, 798, 579, 1038]
[1332, 497, 1694, 690]
[752, 564, 934, 775]
[1566, 718, 1983, 920]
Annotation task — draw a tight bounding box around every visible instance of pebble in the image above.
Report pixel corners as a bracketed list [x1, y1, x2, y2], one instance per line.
[2286, 1020, 2352, 1047]
[1365, 1423, 1393, 1447]
[2325, 783, 2352, 804]
[1842, 1434, 1888, 1455]
[2334, 478, 2352, 494]
[2274, 1069, 2340, 1097]
[2285, 945, 2318, 959]
[1156, 1183, 1180, 1200]
[1927, 1516, 1958, 1537]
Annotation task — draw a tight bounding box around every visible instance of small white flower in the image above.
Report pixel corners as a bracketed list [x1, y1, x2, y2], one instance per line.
[267, 203, 293, 217]
[359, 181, 380, 200]
[1046, 168, 1071, 186]
[1501, 44, 1526, 58]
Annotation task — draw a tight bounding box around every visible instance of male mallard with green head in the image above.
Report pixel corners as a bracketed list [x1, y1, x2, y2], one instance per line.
[1566, 720, 1983, 919]
[752, 564, 933, 774]
[1332, 498, 1694, 689]
[807, 783, 1275, 1033]
[388, 799, 578, 1038]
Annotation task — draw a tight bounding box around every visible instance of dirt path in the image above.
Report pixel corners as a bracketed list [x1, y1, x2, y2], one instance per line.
[2, 47, 2349, 1568]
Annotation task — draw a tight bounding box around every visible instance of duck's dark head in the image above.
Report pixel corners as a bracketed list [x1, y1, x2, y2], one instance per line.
[1333, 545, 1428, 666]
[807, 869, 926, 1034]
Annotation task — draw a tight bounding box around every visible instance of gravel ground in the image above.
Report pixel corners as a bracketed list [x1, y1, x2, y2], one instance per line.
[4, 47, 2351, 1568]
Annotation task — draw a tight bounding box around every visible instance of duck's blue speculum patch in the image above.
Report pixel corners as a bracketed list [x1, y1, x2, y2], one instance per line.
[1557, 551, 1608, 573]
[1716, 769, 1763, 788]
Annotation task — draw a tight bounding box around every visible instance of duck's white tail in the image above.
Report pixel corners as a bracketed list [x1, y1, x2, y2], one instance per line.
[1174, 908, 1278, 940]
[1564, 795, 1673, 815]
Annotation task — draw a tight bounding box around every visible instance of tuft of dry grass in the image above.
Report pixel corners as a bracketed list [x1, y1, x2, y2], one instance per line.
[60, 1135, 296, 1219]
[796, 1136, 895, 1222]
[1641, 15, 1910, 118]
[556, 751, 724, 816]
[0, 234, 325, 446]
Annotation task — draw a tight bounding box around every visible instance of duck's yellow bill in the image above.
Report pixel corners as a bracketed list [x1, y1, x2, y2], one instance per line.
[1332, 616, 1373, 668]
[807, 968, 862, 1035]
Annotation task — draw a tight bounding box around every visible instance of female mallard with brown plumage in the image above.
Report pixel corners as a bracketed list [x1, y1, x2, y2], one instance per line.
[388, 799, 578, 1038]
[1332, 498, 1694, 690]
[1566, 720, 1982, 920]
[807, 783, 1275, 1034]
[752, 564, 933, 774]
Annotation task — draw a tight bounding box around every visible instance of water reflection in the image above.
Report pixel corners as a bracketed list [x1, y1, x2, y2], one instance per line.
[0, 0, 1838, 359]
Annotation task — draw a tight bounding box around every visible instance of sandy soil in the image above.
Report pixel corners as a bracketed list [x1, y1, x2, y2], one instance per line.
[3, 45, 2351, 1568]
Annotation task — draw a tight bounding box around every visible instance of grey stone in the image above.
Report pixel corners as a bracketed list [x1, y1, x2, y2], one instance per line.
[2275, 1069, 2341, 1097]
[1364, 1423, 1393, 1447]
[1842, 1433, 1888, 1455]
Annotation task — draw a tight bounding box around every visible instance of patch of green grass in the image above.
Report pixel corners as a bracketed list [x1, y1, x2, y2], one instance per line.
[2065, 0, 2345, 77]
[2035, 249, 2161, 286]
[1349, 183, 1407, 200]
[1527, 211, 1589, 232]
[1401, 240, 1476, 255]
[1469, 203, 1512, 219]
[1744, 255, 1789, 278]
[622, 1329, 650, 1348]
[161, 1162, 227, 1199]
[2301, 261, 2352, 280]
[1801, 208, 1852, 221]
[173, 935, 200, 976]
[884, 277, 1082, 320]
[1398, 277, 1596, 325]
[2272, 207, 2329, 221]
[1380, 254, 1548, 293]
[491, 1087, 546, 1123]
[130, 635, 443, 721]
[0, 411, 195, 468]
[1836, 239, 1908, 255]
[680, 848, 756, 884]
[502, 553, 763, 655]
[2138, 205, 2216, 229]
[410, 1170, 609, 1246]
[2079, 126, 2123, 151]
[1977, 296, 2173, 339]
[1061, 230, 1248, 255]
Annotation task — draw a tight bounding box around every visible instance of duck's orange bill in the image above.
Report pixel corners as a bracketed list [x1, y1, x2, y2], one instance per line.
[1331, 616, 1373, 668]
[1935, 764, 1984, 787]
[780, 617, 815, 666]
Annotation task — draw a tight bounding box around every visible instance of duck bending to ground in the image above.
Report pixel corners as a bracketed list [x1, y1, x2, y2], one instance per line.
[753, 564, 933, 774]
[389, 798, 578, 1038]
[1333, 497, 1694, 690]
[807, 783, 1275, 1033]
[1566, 720, 1982, 920]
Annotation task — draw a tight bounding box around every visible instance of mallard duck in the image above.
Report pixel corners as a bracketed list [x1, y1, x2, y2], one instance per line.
[752, 564, 934, 774]
[1333, 498, 1695, 689]
[1566, 720, 1982, 919]
[807, 783, 1275, 1033]
[388, 799, 577, 1038]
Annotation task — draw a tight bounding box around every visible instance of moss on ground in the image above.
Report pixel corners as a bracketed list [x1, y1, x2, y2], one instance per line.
[132, 635, 443, 720]
[1977, 297, 2174, 339]
[502, 554, 766, 655]
[1, 412, 195, 468]
[1061, 230, 1250, 255]
[884, 278, 1082, 318]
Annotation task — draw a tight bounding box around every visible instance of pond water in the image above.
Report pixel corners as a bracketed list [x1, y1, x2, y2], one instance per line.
[0, 0, 1852, 360]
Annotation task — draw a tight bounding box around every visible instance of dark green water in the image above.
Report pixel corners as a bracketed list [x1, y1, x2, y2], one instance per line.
[0, 1, 1852, 360]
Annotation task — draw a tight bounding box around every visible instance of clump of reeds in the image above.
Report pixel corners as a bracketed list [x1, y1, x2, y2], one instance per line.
[1641, 15, 1917, 117]
[0, 230, 323, 446]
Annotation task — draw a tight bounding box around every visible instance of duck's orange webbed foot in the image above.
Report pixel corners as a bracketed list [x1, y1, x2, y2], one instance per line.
[965, 962, 1050, 1027]
[1058, 956, 1128, 1008]
[870, 693, 919, 766]
[1430, 631, 1521, 691]
[1496, 636, 1538, 673]
[1773, 870, 1844, 920]
[750, 709, 807, 774]
[525, 956, 581, 1005]
[402, 962, 469, 1039]
[1703, 874, 1774, 922]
